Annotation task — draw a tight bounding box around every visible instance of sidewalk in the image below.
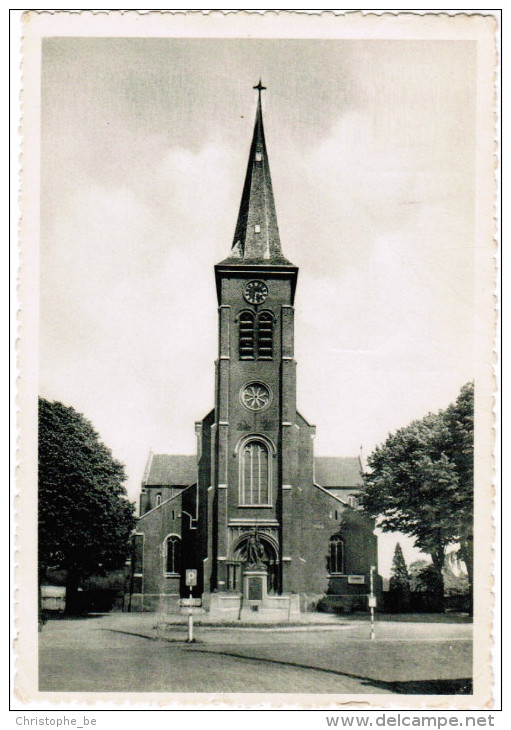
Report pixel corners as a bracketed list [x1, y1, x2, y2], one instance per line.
[156, 609, 471, 625]
[91, 610, 472, 642]
[88, 608, 351, 640]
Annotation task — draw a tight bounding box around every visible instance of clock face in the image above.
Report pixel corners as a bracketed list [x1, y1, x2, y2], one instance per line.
[244, 280, 268, 305]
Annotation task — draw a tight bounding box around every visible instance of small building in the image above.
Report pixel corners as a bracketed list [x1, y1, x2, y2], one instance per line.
[129, 84, 380, 617]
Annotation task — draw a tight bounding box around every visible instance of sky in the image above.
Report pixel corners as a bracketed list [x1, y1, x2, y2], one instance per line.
[39, 38, 477, 576]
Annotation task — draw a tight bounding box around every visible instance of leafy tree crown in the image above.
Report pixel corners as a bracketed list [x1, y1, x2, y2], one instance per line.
[38, 398, 135, 581]
[360, 382, 473, 597]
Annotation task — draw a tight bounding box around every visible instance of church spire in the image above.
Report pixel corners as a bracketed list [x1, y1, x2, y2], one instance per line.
[224, 82, 291, 265]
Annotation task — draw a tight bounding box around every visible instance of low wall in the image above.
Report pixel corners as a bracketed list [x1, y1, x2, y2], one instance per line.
[318, 593, 369, 614]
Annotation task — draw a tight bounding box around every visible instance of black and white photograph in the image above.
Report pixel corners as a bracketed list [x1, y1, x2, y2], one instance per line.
[15, 10, 498, 710]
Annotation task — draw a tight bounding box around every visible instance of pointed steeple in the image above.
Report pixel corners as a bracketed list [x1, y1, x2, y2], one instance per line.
[222, 82, 292, 265]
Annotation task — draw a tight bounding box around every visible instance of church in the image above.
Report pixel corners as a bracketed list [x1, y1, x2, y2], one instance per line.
[129, 84, 380, 618]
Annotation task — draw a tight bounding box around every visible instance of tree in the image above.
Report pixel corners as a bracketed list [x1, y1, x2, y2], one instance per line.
[441, 383, 474, 601]
[409, 559, 431, 593]
[361, 383, 474, 610]
[443, 561, 470, 597]
[409, 561, 445, 612]
[38, 398, 135, 612]
[388, 542, 411, 612]
[390, 542, 410, 588]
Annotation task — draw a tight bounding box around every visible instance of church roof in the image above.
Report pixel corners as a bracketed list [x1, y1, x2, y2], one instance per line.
[143, 454, 197, 487]
[218, 82, 293, 267]
[314, 456, 364, 488]
[143, 454, 363, 489]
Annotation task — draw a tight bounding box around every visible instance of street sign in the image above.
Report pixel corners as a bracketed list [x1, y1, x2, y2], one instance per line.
[348, 575, 365, 584]
[184, 569, 198, 643]
[368, 595, 377, 608]
[185, 569, 197, 587]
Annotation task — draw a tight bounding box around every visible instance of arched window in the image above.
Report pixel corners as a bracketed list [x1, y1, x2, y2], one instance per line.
[239, 311, 274, 360]
[329, 536, 344, 574]
[240, 440, 271, 506]
[165, 535, 181, 575]
[257, 312, 273, 359]
[239, 311, 255, 359]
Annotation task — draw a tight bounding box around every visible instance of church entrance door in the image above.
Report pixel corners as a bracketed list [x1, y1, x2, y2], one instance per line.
[229, 533, 279, 595]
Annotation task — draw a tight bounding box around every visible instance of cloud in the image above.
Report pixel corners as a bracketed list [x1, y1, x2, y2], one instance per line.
[39, 40, 477, 506]
[39, 139, 240, 500]
[280, 109, 475, 458]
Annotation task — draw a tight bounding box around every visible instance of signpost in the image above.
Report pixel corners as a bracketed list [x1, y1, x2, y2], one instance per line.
[185, 569, 197, 643]
[369, 565, 376, 640]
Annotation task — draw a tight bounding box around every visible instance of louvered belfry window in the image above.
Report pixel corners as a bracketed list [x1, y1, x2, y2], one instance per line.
[239, 311, 255, 359]
[239, 311, 273, 360]
[257, 312, 273, 359]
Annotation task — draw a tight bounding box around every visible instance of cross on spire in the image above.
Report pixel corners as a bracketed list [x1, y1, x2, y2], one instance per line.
[253, 79, 267, 97]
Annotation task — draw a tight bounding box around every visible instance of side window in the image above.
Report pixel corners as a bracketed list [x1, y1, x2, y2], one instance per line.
[165, 535, 181, 575]
[328, 536, 344, 574]
[239, 311, 255, 359]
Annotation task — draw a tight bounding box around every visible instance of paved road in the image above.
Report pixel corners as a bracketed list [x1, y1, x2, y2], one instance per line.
[39, 613, 472, 695]
[39, 615, 386, 694]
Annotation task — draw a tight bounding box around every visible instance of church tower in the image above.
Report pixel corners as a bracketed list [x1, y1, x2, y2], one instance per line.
[197, 81, 313, 604]
[131, 84, 379, 616]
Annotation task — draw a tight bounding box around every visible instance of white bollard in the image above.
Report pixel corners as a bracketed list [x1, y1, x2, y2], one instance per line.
[187, 587, 194, 643]
[369, 565, 376, 640]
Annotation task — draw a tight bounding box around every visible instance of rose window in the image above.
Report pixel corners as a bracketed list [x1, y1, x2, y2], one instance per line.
[241, 382, 271, 411]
